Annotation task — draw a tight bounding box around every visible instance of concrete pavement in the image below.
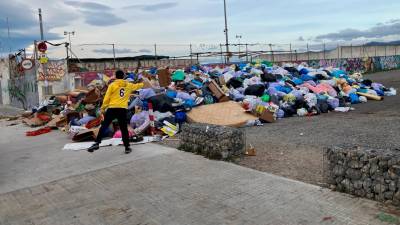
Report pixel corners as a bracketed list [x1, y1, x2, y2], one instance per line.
[0, 121, 395, 225]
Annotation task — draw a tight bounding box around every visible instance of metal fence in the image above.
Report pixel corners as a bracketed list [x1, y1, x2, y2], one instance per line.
[46, 41, 400, 65]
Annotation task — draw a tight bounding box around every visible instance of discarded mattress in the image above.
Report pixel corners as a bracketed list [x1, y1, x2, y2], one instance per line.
[187, 101, 257, 127]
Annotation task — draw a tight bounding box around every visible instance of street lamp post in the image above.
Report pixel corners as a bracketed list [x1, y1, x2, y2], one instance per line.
[223, 0, 230, 63]
[64, 31, 75, 59]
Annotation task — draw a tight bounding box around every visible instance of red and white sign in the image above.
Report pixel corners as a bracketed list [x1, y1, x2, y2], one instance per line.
[38, 42, 47, 52]
[21, 59, 34, 70]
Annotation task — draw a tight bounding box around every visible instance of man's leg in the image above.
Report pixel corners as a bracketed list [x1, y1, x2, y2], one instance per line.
[116, 108, 131, 154]
[88, 109, 115, 152]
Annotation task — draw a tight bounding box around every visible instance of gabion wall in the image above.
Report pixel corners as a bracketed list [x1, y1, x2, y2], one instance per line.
[179, 123, 245, 160]
[326, 146, 400, 205]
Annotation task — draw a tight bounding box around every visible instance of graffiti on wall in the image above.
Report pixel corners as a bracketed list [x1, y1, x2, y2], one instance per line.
[38, 60, 67, 81]
[76, 70, 114, 86]
[373, 56, 400, 71]
[7, 80, 27, 109]
[280, 56, 400, 73]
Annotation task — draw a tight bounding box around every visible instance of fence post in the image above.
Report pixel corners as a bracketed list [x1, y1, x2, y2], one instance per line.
[220, 44, 224, 64]
[323, 43, 326, 60]
[385, 45, 387, 58]
[189, 44, 193, 65]
[289, 43, 292, 62]
[307, 43, 310, 62]
[269, 44, 274, 63]
[350, 44, 353, 58]
[245, 44, 249, 63]
[337, 44, 340, 60]
[154, 44, 157, 61]
[375, 46, 377, 57]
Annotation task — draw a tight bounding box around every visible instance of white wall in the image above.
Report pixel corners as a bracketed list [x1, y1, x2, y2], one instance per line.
[0, 58, 10, 105]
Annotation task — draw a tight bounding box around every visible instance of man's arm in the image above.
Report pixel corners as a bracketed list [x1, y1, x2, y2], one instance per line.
[128, 77, 152, 91]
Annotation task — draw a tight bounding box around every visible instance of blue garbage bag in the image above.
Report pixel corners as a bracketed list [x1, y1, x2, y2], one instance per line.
[349, 93, 360, 104]
[292, 77, 304, 85]
[300, 74, 314, 81]
[299, 68, 309, 75]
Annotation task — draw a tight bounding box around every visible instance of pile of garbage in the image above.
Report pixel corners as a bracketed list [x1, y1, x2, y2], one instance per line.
[20, 61, 396, 144]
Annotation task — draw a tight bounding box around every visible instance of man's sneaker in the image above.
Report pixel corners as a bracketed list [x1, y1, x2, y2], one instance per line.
[125, 147, 132, 154]
[87, 143, 100, 153]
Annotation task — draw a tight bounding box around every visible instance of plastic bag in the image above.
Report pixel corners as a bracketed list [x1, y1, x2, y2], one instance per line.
[244, 84, 266, 97]
[297, 108, 308, 117]
[304, 93, 317, 107]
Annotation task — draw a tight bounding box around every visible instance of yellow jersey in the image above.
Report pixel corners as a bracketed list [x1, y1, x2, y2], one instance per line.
[101, 79, 144, 110]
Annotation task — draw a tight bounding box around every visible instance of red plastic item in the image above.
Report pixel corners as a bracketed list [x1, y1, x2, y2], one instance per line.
[85, 117, 102, 129]
[26, 127, 52, 136]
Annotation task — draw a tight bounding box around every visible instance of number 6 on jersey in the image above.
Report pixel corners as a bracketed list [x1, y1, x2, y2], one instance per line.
[119, 88, 125, 97]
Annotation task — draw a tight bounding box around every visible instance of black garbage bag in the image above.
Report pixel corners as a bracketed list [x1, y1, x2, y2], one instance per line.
[338, 96, 347, 107]
[148, 94, 174, 113]
[226, 77, 243, 89]
[270, 94, 280, 105]
[323, 70, 332, 76]
[294, 99, 306, 109]
[317, 99, 329, 113]
[281, 105, 297, 117]
[244, 84, 266, 97]
[284, 67, 300, 77]
[184, 83, 198, 92]
[260, 72, 277, 82]
[362, 79, 372, 87]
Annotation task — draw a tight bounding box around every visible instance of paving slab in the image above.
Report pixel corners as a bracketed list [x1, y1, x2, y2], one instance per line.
[0, 122, 395, 225]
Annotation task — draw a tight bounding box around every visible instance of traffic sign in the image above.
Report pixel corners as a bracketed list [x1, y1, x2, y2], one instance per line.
[38, 42, 47, 52]
[21, 59, 34, 70]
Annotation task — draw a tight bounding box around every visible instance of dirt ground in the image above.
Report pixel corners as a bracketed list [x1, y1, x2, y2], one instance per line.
[162, 70, 400, 187]
[239, 70, 400, 186]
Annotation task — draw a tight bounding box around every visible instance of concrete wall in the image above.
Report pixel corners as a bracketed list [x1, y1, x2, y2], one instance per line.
[256, 45, 400, 62]
[69, 59, 196, 73]
[0, 58, 10, 105]
[7, 57, 39, 109]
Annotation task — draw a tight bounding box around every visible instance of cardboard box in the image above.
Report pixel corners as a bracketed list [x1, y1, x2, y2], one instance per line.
[258, 110, 276, 123]
[72, 128, 100, 142]
[208, 80, 229, 102]
[158, 69, 171, 87]
[47, 115, 67, 128]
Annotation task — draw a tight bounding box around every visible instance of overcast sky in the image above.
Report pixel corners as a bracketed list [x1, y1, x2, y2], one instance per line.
[0, 0, 399, 58]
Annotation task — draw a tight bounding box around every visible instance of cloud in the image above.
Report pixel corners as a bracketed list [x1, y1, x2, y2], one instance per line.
[83, 11, 126, 26]
[92, 48, 153, 55]
[315, 19, 400, 41]
[126, 2, 178, 12]
[139, 49, 152, 53]
[0, 1, 72, 52]
[297, 36, 305, 41]
[64, 1, 126, 26]
[64, 1, 112, 10]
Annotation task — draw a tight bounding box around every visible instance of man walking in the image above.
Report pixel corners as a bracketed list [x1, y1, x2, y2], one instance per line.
[88, 70, 149, 154]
